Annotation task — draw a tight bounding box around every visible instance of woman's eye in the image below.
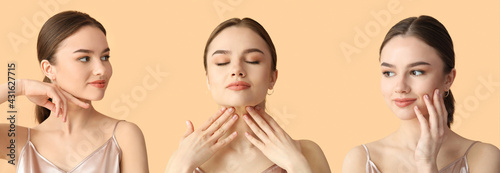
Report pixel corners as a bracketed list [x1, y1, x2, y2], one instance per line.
[382, 71, 395, 77]
[246, 61, 260, 64]
[216, 62, 229, 66]
[79, 56, 90, 62]
[101, 55, 110, 61]
[411, 70, 424, 76]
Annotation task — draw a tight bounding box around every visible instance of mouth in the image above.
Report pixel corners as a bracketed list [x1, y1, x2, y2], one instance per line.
[226, 81, 251, 91]
[393, 98, 417, 108]
[89, 80, 106, 88]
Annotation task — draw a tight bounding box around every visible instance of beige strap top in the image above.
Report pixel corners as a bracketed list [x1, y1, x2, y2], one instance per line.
[362, 141, 479, 173]
[17, 120, 123, 173]
[194, 164, 287, 173]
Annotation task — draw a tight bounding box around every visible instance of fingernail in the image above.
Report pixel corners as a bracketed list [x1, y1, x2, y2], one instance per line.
[232, 114, 238, 120]
[255, 106, 261, 111]
[220, 107, 226, 111]
[436, 89, 440, 96]
[232, 132, 237, 136]
[424, 95, 429, 100]
[185, 121, 189, 126]
[228, 108, 234, 113]
[243, 114, 249, 120]
[246, 106, 252, 111]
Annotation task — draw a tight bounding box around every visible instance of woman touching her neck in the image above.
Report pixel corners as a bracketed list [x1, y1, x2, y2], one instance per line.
[0, 11, 149, 172]
[166, 18, 331, 173]
[342, 15, 500, 173]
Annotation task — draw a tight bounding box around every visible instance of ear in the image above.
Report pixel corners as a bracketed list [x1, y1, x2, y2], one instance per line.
[41, 60, 56, 81]
[269, 70, 278, 89]
[444, 68, 456, 91]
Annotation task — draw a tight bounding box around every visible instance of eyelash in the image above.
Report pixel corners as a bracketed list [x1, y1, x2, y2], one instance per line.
[215, 61, 260, 66]
[78, 55, 111, 62]
[382, 70, 425, 77]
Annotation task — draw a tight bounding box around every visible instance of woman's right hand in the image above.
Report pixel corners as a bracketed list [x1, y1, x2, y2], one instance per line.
[19, 79, 89, 122]
[165, 107, 239, 173]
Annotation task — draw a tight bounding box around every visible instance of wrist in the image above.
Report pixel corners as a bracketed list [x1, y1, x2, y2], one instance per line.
[285, 154, 312, 173]
[16, 79, 24, 96]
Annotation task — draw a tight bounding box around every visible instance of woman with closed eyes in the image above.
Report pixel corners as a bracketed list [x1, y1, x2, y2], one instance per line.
[165, 18, 331, 173]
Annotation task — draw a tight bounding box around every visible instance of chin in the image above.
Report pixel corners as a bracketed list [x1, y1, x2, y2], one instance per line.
[216, 98, 263, 108]
[392, 109, 417, 120]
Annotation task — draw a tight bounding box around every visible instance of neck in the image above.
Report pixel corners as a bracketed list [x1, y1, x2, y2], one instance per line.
[394, 117, 451, 150]
[44, 100, 96, 135]
[222, 102, 266, 153]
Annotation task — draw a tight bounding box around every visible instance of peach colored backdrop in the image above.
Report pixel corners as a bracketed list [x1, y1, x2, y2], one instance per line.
[1, 0, 498, 172]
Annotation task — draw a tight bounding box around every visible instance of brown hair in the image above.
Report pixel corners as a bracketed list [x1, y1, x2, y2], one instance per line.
[36, 11, 106, 123]
[380, 15, 455, 127]
[203, 18, 277, 72]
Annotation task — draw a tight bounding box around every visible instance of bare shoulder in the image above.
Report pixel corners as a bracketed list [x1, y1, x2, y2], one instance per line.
[298, 140, 331, 173]
[114, 121, 145, 142]
[467, 141, 500, 172]
[342, 145, 367, 173]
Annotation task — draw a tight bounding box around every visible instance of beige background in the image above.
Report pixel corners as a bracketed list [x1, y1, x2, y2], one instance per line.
[1, 0, 499, 172]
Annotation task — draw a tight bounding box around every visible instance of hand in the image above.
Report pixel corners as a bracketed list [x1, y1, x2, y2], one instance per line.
[243, 106, 312, 173]
[20, 79, 89, 122]
[166, 107, 239, 173]
[414, 89, 447, 172]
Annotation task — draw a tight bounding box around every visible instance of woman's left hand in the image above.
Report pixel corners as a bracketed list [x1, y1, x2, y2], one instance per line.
[243, 106, 312, 173]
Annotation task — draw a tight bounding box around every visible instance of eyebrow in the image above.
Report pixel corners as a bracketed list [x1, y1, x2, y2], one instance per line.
[212, 50, 230, 56]
[242, 48, 264, 55]
[73, 48, 110, 54]
[381, 61, 431, 68]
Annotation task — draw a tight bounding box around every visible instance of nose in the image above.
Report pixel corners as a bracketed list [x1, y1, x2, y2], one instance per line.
[230, 61, 246, 78]
[92, 58, 108, 76]
[394, 75, 410, 94]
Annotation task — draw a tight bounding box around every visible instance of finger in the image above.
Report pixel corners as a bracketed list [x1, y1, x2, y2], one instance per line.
[433, 89, 445, 136]
[423, 94, 438, 134]
[246, 106, 275, 136]
[414, 106, 429, 137]
[40, 100, 56, 112]
[211, 131, 237, 152]
[254, 106, 284, 134]
[200, 107, 227, 131]
[61, 89, 89, 109]
[209, 114, 238, 141]
[244, 131, 264, 149]
[54, 88, 68, 122]
[242, 114, 269, 143]
[204, 107, 234, 134]
[182, 120, 194, 139]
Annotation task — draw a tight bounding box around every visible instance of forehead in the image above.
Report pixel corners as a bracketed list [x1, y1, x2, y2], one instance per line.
[380, 35, 442, 67]
[57, 25, 108, 53]
[208, 26, 270, 55]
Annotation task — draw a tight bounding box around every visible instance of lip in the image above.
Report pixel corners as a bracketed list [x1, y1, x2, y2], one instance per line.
[226, 81, 250, 91]
[393, 98, 417, 108]
[89, 80, 106, 88]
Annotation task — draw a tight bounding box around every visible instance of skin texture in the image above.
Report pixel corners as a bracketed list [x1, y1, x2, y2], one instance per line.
[0, 26, 149, 172]
[342, 35, 500, 173]
[165, 26, 331, 173]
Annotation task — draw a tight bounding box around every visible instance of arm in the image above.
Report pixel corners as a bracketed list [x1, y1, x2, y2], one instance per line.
[299, 140, 331, 173]
[342, 146, 368, 173]
[115, 121, 149, 173]
[467, 142, 500, 172]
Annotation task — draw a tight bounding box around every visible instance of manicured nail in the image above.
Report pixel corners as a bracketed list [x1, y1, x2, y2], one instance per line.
[424, 95, 429, 100]
[436, 89, 440, 96]
[243, 114, 249, 120]
[227, 108, 234, 113]
[255, 106, 261, 111]
[246, 106, 253, 112]
[232, 114, 238, 120]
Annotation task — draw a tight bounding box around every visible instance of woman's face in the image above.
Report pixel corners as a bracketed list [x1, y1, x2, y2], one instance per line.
[380, 35, 454, 120]
[206, 26, 277, 107]
[49, 25, 112, 101]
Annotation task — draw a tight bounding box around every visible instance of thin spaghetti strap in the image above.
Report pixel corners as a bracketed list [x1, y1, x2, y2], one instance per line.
[464, 141, 480, 155]
[362, 144, 371, 160]
[112, 120, 125, 136]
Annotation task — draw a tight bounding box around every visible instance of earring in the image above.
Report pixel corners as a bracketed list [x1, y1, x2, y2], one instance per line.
[444, 90, 450, 97]
[267, 88, 274, 95]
